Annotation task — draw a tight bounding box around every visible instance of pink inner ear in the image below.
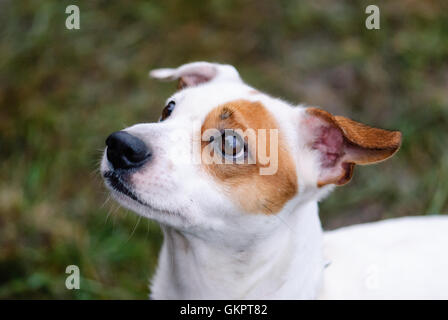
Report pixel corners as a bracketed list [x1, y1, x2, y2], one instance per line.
[313, 125, 345, 168]
[182, 73, 213, 87]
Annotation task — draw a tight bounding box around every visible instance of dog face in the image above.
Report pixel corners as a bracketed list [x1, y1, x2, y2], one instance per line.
[101, 62, 401, 236]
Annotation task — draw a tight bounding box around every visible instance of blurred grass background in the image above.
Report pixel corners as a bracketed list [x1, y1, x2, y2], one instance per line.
[1, 0, 447, 299]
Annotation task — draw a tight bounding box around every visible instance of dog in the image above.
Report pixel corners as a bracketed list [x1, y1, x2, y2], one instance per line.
[101, 61, 448, 299]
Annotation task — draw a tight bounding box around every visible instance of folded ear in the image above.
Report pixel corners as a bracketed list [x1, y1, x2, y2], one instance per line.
[302, 107, 402, 187]
[149, 61, 242, 90]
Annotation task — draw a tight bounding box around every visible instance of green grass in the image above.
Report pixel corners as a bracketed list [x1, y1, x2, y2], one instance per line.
[1, 0, 447, 298]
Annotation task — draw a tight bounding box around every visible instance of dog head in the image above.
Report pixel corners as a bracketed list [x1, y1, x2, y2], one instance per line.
[100, 62, 401, 236]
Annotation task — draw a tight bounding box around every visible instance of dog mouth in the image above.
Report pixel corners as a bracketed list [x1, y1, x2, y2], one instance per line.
[103, 171, 177, 216]
[103, 171, 143, 204]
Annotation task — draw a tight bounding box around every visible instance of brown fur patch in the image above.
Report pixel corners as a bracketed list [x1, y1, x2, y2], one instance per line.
[201, 100, 298, 214]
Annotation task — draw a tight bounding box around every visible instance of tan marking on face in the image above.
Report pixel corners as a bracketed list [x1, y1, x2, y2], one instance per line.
[201, 99, 298, 214]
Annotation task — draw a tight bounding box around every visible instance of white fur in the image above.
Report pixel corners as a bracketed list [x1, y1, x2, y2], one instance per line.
[321, 216, 448, 299]
[101, 62, 448, 299]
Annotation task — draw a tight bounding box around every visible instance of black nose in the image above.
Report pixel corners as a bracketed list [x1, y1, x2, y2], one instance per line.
[105, 131, 151, 170]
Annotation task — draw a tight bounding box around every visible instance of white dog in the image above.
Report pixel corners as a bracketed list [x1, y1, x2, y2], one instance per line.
[101, 62, 448, 299]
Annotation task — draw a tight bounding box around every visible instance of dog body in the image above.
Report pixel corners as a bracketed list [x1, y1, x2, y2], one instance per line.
[322, 216, 448, 299]
[101, 62, 448, 299]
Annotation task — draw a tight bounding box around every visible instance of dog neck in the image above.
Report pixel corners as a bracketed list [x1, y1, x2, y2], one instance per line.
[150, 200, 325, 299]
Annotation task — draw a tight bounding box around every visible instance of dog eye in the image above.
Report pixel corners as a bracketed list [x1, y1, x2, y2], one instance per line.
[160, 101, 175, 121]
[218, 130, 246, 160]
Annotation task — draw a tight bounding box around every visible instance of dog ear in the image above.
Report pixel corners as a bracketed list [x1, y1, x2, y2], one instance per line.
[302, 107, 402, 187]
[149, 62, 242, 89]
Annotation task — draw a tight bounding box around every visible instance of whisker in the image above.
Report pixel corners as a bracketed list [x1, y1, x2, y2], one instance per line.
[127, 215, 142, 242]
[105, 202, 121, 225]
[100, 195, 111, 209]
